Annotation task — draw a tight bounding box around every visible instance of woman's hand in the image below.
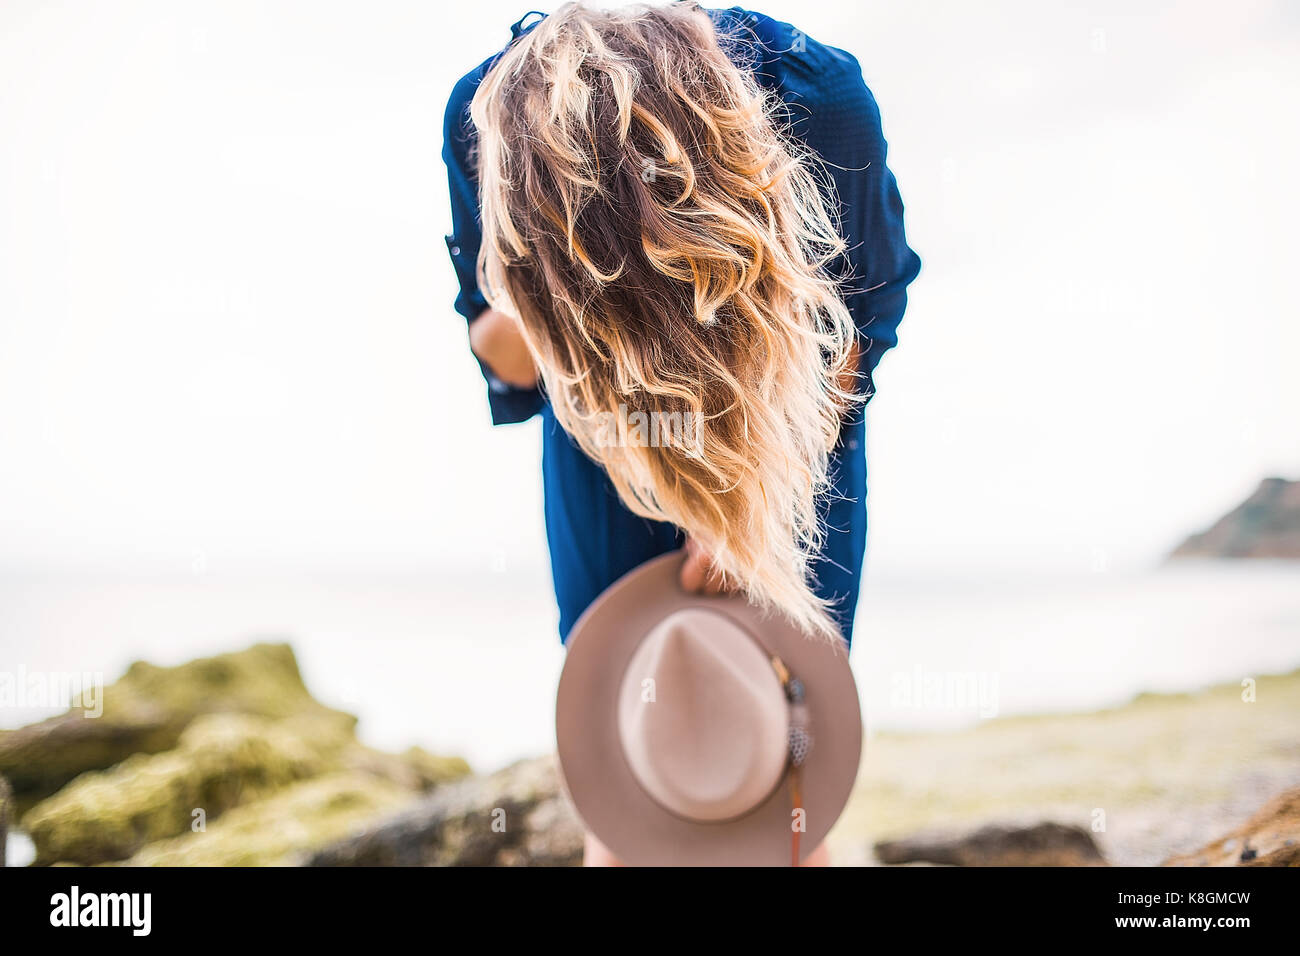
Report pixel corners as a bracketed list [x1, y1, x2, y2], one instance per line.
[838, 336, 862, 398]
[679, 536, 737, 596]
[468, 307, 539, 388]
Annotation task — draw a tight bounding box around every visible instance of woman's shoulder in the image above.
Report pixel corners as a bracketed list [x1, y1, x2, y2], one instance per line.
[444, 52, 494, 151]
[444, 11, 552, 149]
[710, 6, 881, 148]
[708, 6, 865, 78]
[447, 7, 879, 145]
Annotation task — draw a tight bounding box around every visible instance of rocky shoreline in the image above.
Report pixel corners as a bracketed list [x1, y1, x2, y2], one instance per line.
[1, 644, 474, 866]
[3, 642, 1297, 866]
[831, 668, 1300, 866]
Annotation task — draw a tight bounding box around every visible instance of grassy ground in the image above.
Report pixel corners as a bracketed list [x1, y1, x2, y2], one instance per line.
[828, 669, 1300, 865]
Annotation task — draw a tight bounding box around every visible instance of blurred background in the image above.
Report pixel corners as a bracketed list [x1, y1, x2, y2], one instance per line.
[2, 0, 1297, 866]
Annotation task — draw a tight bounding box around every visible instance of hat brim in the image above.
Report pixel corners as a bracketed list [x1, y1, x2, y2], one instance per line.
[555, 550, 863, 866]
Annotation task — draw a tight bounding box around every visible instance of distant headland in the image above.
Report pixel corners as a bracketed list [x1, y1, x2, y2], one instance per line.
[1170, 477, 1300, 560]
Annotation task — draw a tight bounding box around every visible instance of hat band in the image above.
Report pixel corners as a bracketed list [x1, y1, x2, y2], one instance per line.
[769, 653, 814, 866]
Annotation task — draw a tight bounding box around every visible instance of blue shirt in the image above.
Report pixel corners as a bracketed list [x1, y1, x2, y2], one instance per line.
[443, 7, 920, 643]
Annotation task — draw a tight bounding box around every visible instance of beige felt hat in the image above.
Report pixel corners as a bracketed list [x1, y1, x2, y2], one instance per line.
[555, 550, 863, 866]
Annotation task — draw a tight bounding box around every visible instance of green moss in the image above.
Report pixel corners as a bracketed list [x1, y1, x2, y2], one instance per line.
[400, 747, 473, 790]
[23, 712, 357, 865]
[122, 772, 416, 867]
[1, 643, 356, 803]
[109, 643, 352, 723]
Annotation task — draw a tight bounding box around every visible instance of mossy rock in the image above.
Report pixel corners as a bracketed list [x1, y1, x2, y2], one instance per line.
[0, 774, 11, 864]
[307, 756, 582, 867]
[23, 712, 357, 865]
[400, 747, 473, 790]
[0, 643, 356, 806]
[121, 772, 417, 867]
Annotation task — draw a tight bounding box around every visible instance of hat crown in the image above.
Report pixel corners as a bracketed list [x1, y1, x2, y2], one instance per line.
[616, 607, 790, 822]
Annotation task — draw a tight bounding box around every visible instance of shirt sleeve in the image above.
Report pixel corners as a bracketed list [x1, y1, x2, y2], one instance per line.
[728, 8, 922, 401]
[833, 75, 922, 400]
[442, 67, 546, 426]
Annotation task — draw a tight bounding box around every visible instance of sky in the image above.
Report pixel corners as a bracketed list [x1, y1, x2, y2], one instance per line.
[1, 0, 1298, 579]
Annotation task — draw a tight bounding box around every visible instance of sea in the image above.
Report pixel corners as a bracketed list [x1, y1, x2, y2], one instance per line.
[3, 559, 1297, 773]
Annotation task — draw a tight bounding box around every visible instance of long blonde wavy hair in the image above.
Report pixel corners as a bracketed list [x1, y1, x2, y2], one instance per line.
[471, 1, 860, 639]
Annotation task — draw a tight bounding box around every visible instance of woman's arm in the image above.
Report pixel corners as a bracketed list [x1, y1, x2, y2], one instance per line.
[444, 65, 545, 423]
[468, 307, 539, 389]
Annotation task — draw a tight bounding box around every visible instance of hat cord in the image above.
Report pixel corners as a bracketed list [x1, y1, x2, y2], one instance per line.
[770, 655, 812, 867]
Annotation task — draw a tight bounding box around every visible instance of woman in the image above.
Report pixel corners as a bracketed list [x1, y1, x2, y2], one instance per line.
[443, 2, 919, 863]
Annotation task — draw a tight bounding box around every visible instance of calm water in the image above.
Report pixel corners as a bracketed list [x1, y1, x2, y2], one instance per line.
[2, 561, 1298, 771]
